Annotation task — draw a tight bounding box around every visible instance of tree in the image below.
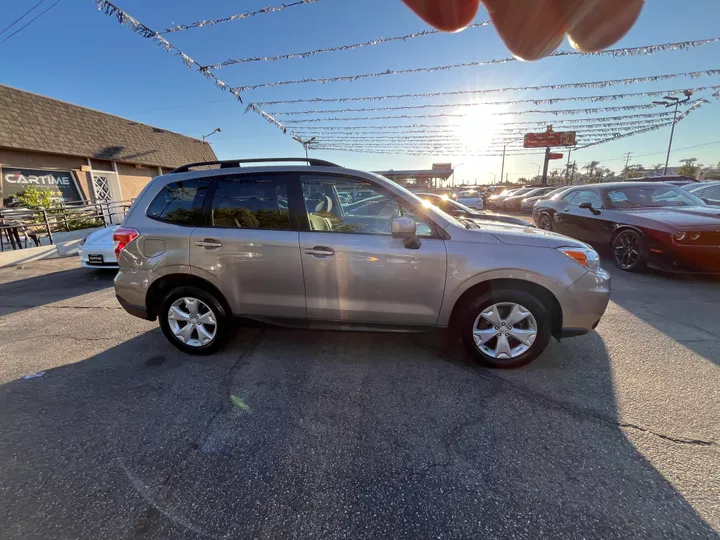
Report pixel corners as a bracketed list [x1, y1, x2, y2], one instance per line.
[624, 164, 645, 179]
[678, 157, 700, 178]
[652, 163, 665, 174]
[582, 161, 600, 177]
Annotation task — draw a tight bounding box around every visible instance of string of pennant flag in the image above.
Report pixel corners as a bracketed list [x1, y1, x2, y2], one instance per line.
[88, 0, 720, 158]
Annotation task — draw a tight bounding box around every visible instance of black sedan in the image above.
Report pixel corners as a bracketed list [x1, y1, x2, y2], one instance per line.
[417, 193, 533, 227]
[533, 182, 720, 273]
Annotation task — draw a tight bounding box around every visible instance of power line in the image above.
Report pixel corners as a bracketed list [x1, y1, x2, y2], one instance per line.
[0, 0, 61, 45]
[0, 0, 45, 37]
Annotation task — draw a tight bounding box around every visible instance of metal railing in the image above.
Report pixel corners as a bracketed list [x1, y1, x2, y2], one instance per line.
[0, 199, 134, 251]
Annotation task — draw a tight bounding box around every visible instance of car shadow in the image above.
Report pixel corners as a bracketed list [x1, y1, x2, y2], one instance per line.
[605, 262, 720, 367]
[0, 327, 716, 539]
[0, 266, 116, 317]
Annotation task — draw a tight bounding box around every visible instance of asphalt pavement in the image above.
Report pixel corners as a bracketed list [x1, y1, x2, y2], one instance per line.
[0, 257, 718, 539]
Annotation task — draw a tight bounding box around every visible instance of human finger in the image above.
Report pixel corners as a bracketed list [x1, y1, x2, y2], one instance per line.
[401, 0, 481, 33]
[565, 0, 645, 52]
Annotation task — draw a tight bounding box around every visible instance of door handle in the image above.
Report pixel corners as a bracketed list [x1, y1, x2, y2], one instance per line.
[304, 246, 335, 257]
[195, 240, 222, 249]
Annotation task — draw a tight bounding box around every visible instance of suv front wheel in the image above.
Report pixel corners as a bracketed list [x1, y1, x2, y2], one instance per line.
[159, 286, 229, 355]
[461, 289, 552, 368]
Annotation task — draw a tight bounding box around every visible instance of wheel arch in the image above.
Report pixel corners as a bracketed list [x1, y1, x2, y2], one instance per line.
[146, 273, 232, 320]
[448, 278, 563, 339]
[610, 224, 646, 244]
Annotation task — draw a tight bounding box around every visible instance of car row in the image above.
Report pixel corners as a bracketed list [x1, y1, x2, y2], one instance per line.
[112, 158, 610, 369]
[533, 182, 720, 273]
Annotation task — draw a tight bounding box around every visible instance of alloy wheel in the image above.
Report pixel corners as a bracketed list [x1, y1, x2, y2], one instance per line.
[167, 297, 217, 347]
[472, 302, 538, 360]
[613, 231, 641, 270]
[539, 215, 553, 230]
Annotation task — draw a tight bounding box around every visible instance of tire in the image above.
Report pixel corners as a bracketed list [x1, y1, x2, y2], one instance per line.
[158, 286, 230, 355]
[460, 289, 552, 369]
[538, 213, 553, 231]
[611, 229, 647, 272]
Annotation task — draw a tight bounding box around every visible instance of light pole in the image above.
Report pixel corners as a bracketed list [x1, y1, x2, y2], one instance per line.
[451, 163, 464, 187]
[652, 90, 693, 175]
[292, 135, 317, 160]
[487, 172, 496, 184]
[530, 162, 542, 178]
[202, 128, 222, 141]
[499, 143, 507, 187]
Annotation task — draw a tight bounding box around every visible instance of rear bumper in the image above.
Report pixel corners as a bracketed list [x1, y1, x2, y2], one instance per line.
[557, 269, 611, 336]
[116, 295, 153, 320]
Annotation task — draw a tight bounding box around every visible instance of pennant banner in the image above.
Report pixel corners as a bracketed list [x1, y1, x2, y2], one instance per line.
[206, 21, 491, 69]
[253, 70, 720, 106]
[160, 0, 320, 34]
[281, 102, 698, 123]
[236, 38, 720, 92]
[266, 87, 719, 116]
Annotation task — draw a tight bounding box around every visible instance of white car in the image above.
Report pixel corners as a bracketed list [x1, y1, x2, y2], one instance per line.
[78, 226, 119, 269]
[456, 190, 484, 210]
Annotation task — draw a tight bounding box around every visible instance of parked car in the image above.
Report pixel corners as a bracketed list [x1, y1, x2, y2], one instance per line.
[633, 176, 699, 187]
[486, 187, 524, 208]
[520, 187, 571, 212]
[686, 181, 720, 206]
[416, 193, 533, 227]
[114, 158, 610, 368]
[78, 226, 119, 269]
[456, 190, 484, 210]
[503, 186, 558, 211]
[533, 182, 720, 273]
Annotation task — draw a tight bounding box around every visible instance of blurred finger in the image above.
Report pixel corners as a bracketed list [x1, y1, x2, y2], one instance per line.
[482, 0, 570, 60]
[401, 0, 481, 32]
[566, 0, 645, 52]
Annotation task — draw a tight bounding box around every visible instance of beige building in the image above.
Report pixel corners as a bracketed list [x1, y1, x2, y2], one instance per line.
[0, 84, 217, 207]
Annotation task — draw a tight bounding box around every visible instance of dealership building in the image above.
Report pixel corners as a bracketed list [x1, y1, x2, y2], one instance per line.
[0, 84, 217, 207]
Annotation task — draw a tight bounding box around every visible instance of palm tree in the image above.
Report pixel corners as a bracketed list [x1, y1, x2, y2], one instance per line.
[653, 163, 665, 174]
[582, 161, 600, 180]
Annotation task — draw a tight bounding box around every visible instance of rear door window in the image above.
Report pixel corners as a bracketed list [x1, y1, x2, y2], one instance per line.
[209, 175, 290, 230]
[147, 179, 210, 226]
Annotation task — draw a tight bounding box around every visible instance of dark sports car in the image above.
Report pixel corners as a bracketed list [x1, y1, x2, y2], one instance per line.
[533, 182, 720, 273]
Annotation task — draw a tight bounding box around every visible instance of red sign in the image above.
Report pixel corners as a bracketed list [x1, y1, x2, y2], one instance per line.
[549, 153, 564, 160]
[524, 130, 576, 148]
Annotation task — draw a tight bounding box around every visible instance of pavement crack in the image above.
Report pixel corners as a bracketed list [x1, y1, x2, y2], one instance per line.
[414, 341, 717, 450]
[620, 423, 715, 447]
[0, 304, 123, 310]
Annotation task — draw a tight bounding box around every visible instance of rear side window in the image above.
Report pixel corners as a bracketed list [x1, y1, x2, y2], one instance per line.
[147, 179, 210, 226]
[210, 175, 290, 230]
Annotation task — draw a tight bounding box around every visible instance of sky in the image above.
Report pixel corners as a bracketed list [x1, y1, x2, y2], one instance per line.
[2, 0, 720, 184]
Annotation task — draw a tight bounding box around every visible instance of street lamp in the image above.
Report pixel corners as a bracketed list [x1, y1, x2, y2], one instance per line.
[652, 90, 693, 175]
[487, 172, 496, 184]
[292, 135, 317, 160]
[451, 163, 464, 187]
[202, 128, 222, 141]
[530, 162, 542, 177]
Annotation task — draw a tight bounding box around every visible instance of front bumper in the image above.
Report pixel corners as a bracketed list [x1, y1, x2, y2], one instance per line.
[647, 244, 720, 274]
[556, 268, 611, 335]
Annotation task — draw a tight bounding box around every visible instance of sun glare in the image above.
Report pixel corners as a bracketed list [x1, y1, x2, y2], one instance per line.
[458, 106, 504, 152]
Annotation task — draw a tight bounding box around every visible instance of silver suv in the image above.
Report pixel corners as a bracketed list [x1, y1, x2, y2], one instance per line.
[114, 158, 610, 368]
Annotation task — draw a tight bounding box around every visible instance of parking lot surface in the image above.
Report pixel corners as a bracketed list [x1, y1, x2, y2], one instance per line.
[0, 258, 718, 539]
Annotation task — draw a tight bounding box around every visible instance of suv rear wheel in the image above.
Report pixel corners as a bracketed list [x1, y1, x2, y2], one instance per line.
[159, 286, 229, 355]
[461, 289, 552, 368]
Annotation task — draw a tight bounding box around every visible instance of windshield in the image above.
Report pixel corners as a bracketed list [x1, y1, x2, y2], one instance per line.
[604, 185, 706, 208]
[458, 191, 478, 198]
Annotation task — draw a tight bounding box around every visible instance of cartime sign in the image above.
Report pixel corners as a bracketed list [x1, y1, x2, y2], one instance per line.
[2, 167, 82, 203]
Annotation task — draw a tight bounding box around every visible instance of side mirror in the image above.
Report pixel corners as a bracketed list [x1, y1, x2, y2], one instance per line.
[701, 198, 710, 204]
[391, 216, 421, 249]
[578, 201, 601, 215]
[391, 216, 417, 239]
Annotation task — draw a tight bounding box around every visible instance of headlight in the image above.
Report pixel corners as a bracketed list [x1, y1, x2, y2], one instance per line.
[79, 236, 88, 247]
[689, 232, 701, 241]
[674, 232, 687, 241]
[558, 247, 601, 273]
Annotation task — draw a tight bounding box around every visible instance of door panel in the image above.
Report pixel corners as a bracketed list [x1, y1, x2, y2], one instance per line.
[189, 173, 305, 319]
[300, 232, 447, 325]
[190, 228, 306, 318]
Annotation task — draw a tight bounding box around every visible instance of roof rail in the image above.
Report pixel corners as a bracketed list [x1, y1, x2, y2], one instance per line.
[169, 157, 339, 174]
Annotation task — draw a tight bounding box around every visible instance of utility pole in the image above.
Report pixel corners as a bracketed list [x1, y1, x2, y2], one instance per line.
[652, 90, 693, 175]
[623, 152, 632, 173]
[499, 144, 507, 187]
[292, 135, 317, 160]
